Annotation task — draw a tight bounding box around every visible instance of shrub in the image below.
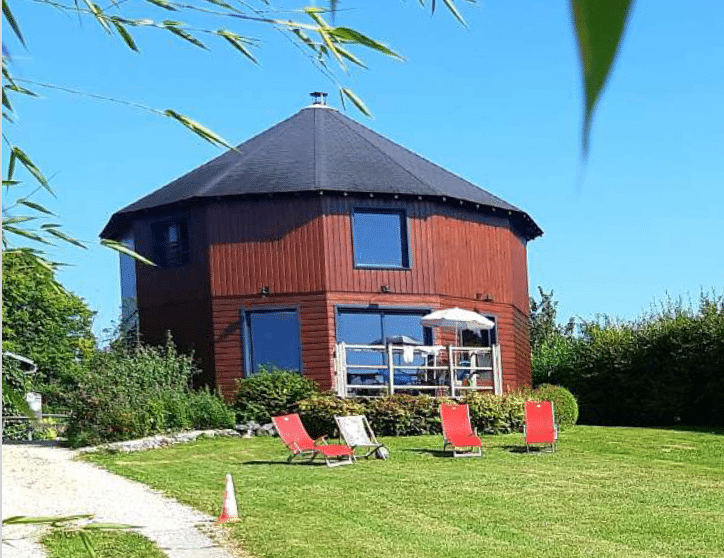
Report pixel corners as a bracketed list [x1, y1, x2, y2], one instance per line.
[364, 395, 442, 436]
[298, 393, 527, 438]
[297, 395, 364, 438]
[65, 339, 235, 447]
[186, 388, 236, 429]
[531, 384, 578, 429]
[464, 391, 526, 434]
[232, 366, 317, 424]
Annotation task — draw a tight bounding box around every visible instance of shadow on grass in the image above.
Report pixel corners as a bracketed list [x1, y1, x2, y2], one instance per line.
[241, 459, 330, 467]
[500, 444, 556, 454]
[400, 448, 450, 458]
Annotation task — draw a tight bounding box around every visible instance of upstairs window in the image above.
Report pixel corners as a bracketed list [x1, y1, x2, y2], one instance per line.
[151, 220, 190, 268]
[352, 209, 409, 269]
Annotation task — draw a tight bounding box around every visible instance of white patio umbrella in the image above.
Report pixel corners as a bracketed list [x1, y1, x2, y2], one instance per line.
[420, 307, 494, 345]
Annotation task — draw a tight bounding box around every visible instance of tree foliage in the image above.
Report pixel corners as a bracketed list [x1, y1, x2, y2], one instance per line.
[2, 250, 95, 409]
[530, 289, 724, 426]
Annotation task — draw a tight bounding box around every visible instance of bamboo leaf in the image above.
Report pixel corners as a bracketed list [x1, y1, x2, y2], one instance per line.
[571, 0, 633, 155]
[7, 146, 17, 180]
[3, 180, 21, 187]
[318, 29, 345, 67]
[19, 199, 55, 215]
[3, 0, 27, 47]
[328, 27, 403, 60]
[144, 0, 177, 10]
[163, 21, 208, 50]
[111, 19, 139, 52]
[292, 27, 318, 54]
[163, 109, 232, 148]
[3, 88, 13, 111]
[101, 239, 157, 266]
[81, 0, 112, 34]
[11, 147, 53, 194]
[5, 83, 38, 96]
[3, 216, 36, 225]
[335, 44, 367, 69]
[216, 30, 257, 63]
[45, 227, 87, 249]
[3, 225, 52, 244]
[203, 0, 239, 12]
[78, 531, 97, 558]
[442, 0, 466, 27]
[340, 87, 370, 117]
[81, 522, 139, 530]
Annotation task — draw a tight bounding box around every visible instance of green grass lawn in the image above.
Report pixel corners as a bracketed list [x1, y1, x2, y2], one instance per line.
[85, 427, 724, 558]
[43, 531, 166, 558]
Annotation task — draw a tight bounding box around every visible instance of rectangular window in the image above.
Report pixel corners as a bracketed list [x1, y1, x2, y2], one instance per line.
[337, 308, 431, 385]
[352, 209, 409, 269]
[245, 309, 302, 375]
[151, 220, 190, 268]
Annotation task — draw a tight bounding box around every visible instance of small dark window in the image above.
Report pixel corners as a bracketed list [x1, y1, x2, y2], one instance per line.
[352, 209, 409, 268]
[151, 220, 190, 268]
[462, 316, 497, 348]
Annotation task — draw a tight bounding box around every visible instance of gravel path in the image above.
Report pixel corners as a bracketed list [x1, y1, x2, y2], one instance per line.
[2, 442, 247, 558]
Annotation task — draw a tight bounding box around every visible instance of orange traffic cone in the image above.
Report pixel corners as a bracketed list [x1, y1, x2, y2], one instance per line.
[218, 473, 240, 523]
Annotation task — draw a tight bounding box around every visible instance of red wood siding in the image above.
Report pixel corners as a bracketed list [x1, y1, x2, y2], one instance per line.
[321, 197, 526, 308]
[132, 207, 215, 386]
[133, 195, 532, 396]
[206, 198, 326, 297]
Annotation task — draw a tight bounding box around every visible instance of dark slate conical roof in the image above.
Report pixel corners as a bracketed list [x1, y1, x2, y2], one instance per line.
[101, 104, 542, 239]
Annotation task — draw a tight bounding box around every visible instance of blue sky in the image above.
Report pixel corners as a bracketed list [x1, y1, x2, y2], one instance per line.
[3, 0, 722, 338]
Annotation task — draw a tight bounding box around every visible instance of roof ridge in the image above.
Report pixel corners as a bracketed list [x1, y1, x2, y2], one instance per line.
[195, 110, 305, 197]
[332, 111, 520, 211]
[328, 111, 441, 196]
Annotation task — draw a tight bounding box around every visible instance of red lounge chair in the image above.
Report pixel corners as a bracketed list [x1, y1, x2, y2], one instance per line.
[440, 403, 483, 457]
[524, 401, 558, 452]
[272, 413, 355, 467]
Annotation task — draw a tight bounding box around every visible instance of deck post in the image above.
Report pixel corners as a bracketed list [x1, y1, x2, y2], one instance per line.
[447, 344, 456, 398]
[493, 344, 503, 395]
[387, 344, 395, 395]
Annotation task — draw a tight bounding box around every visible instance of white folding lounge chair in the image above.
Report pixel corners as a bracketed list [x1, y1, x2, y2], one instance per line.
[335, 415, 388, 459]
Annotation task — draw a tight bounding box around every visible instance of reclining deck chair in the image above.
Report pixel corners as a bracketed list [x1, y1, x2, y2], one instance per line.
[440, 402, 483, 457]
[335, 415, 388, 459]
[524, 400, 558, 452]
[272, 413, 355, 467]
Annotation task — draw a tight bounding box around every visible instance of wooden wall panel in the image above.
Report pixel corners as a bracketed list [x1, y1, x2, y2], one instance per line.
[132, 195, 533, 396]
[206, 198, 327, 297]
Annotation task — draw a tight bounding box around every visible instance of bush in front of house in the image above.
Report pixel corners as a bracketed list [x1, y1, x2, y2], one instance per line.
[531, 384, 578, 429]
[463, 391, 527, 434]
[297, 394, 365, 438]
[364, 394, 442, 436]
[65, 339, 234, 447]
[232, 366, 317, 424]
[297, 393, 532, 438]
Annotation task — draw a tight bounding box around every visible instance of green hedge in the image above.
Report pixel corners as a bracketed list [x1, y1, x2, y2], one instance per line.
[537, 294, 724, 426]
[297, 389, 575, 438]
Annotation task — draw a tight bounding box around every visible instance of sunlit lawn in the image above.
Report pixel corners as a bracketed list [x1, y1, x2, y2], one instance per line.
[85, 427, 724, 558]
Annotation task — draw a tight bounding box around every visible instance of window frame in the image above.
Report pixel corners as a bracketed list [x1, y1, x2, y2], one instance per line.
[240, 307, 303, 377]
[334, 305, 433, 346]
[150, 219, 190, 268]
[351, 208, 411, 270]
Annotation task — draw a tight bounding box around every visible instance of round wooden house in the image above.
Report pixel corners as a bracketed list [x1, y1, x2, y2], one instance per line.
[101, 95, 543, 398]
